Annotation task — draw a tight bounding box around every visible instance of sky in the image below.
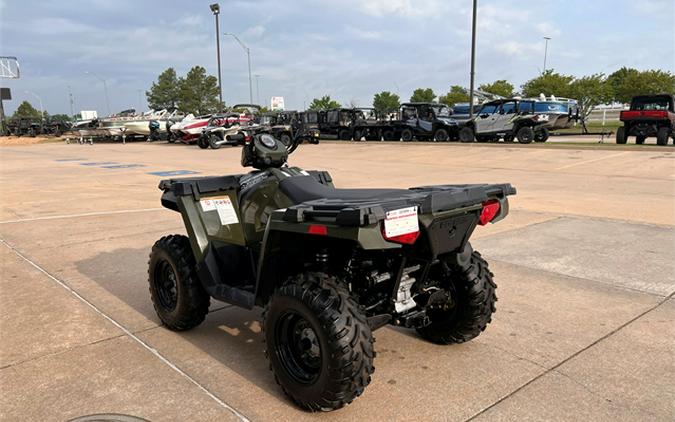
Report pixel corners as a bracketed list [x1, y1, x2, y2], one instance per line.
[0, 0, 673, 116]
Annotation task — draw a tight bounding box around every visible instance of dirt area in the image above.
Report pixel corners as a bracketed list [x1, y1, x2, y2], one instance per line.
[0, 135, 63, 146]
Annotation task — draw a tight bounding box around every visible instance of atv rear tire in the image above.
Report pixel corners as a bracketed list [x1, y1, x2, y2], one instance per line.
[148, 235, 210, 331]
[263, 272, 374, 411]
[382, 130, 396, 141]
[616, 126, 627, 144]
[352, 130, 363, 141]
[401, 128, 414, 142]
[516, 126, 534, 144]
[656, 127, 670, 146]
[534, 127, 549, 142]
[459, 126, 475, 143]
[434, 128, 450, 142]
[416, 248, 496, 344]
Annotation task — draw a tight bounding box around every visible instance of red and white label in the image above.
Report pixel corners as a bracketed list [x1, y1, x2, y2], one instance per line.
[200, 196, 239, 225]
[384, 206, 419, 238]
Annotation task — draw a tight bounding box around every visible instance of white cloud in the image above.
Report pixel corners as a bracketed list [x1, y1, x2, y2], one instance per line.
[243, 24, 266, 38]
[345, 26, 383, 40]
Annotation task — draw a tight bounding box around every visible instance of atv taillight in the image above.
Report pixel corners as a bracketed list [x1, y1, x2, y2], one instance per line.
[382, 228, 420, 245]
[307, 224, 328, 236]
[244, 135, 253, 143]
[478, 200, 500, 225]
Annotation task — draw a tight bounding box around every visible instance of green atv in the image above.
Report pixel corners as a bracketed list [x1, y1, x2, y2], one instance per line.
[148, 132, 516, 411]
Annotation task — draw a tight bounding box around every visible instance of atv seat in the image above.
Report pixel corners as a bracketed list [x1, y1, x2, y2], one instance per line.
[279, 175, 408, 204]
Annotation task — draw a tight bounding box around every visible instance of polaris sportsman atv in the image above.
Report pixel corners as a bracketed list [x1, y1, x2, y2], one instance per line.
[148, 133, 516, 411]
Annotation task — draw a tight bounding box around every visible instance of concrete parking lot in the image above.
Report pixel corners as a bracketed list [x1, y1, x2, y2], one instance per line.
[1, 140, 673, 421]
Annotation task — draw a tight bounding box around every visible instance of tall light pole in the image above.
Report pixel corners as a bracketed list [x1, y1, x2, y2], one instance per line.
[543, 36, 552, 74]
[24, 90, 44, 122]
[210, 3, 223, 107]
[84, 71, 111, 116]
[468, 0, 478, 118]
[67, 85, 75, 119]
[224, 32, 253, 104]
[254, 74, 261, 105]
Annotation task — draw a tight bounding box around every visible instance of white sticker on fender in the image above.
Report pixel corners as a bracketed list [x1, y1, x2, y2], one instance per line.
[384, 206, 419, 237]
[200, 197, 239, 225]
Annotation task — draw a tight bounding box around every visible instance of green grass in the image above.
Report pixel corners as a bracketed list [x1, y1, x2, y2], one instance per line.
[554, 120, 621, 135]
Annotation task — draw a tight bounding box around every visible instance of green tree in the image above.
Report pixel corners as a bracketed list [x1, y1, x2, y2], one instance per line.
[606, 67, 639, 103]
[568, 74, 613, 133]
[608, 68, 675, 103]
[372, 91, 400, 115]
[50, 114, 72, 122]
[308, 95, 341, 110]
[410, 88, 436, 103]
[478, 80, 514, 97]
[146, 67, 181, 110]
[521, 70, 574, 98]
[438, 86, 469, 106]
[177, 66, 222, 115]
[12, 101, 41, 119]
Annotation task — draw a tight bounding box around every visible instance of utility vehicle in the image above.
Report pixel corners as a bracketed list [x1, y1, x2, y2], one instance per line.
[617, 94, 674, 145]
[392, 102, 460, 142]
[148, 132, 515, 411]
[459, 99, 550, 143]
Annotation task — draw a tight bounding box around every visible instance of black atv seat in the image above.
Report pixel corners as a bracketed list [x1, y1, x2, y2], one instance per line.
[279, 175, 408, 204]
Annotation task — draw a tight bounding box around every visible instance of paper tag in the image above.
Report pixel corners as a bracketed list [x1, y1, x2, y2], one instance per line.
[200, 196, 239, 225]
[384, 206, 419, 237]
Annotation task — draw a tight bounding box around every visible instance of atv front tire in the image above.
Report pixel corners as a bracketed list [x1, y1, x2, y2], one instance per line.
[459, 126, 475, 143]
[516, 126, 534, 144]
[263, 273, 375, 411]
[434, 128, 450, 142]
[208, 134, 222, 149]
[417, 248, 496, 344]
[148, 235, 210, 331]
[197, 135, 209, 149]
[400, 128, 414, 142]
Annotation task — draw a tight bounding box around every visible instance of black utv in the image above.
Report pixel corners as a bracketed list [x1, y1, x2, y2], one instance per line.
[392, 103, 460, 142]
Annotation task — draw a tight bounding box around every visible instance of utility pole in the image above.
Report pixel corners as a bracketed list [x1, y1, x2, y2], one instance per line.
[224, 32, 253, 104]
[254, 74, 261, 105]
[543, 36, 551, 74]
[68, 86, 75, 119]
[210, 4, 223, 107]
[468, 0, 478, 118]
[84, 71, 111, 116]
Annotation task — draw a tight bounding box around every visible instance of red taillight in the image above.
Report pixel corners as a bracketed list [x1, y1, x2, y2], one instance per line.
[621, 110, 668, 120]
[244, 135, 253, 143]
[382, 227, 420, 245]
[478, 200, 500, 226]
[642, 110, 668, 118]
[307, 224, 327, 235]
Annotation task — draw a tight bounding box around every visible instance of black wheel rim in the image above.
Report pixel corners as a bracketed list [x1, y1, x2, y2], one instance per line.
[154, 259, 178, 311]
[274, 311, 322, 384]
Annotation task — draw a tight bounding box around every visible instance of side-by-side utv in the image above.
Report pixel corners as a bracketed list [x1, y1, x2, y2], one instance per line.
[148, 131, 516, 411]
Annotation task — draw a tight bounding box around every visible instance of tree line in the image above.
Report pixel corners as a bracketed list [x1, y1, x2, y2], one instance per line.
[9, 66, 674, 122]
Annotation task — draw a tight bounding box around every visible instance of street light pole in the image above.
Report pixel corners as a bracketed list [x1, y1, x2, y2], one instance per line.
[210, 4, 223, 107]
[84, 71, 111, 116]
[224, 32, 253, 104]
[254, 74, 260, 105]
[468, 0, 478, 119]
[24, 90, 44, 122]
[543, 36, 551, 74]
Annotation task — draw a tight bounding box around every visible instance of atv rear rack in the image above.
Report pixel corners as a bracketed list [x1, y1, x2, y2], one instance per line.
[282, 183, 515, 226]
